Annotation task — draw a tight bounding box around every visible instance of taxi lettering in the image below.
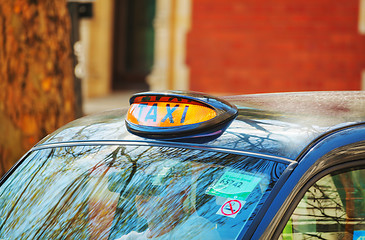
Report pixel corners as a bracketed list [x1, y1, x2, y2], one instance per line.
[136, 103, 189, 124]
[145, 103, 158, 122]
[126, 94, 219, 128]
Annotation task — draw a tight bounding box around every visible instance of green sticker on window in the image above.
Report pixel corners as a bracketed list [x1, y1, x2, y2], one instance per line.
[206, 171, 262, 201]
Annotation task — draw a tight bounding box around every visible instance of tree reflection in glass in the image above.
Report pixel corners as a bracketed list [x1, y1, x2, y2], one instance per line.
[0, 145, 287, 240]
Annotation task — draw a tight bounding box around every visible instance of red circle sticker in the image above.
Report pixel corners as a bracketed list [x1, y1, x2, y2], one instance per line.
[220, 200, 242, 216]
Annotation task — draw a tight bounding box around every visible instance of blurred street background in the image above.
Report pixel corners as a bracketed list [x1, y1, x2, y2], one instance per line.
[1, 0, 365, 174]
[84, 90, 135, 114]
[81, 0, 365, 111]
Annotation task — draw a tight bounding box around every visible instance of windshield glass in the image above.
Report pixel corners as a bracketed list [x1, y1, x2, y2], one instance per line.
[0, 145, 287, 240]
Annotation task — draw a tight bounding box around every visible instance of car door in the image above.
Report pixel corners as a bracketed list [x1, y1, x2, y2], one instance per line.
[279, 166, 365, 239]
[274, 143, 365, 240]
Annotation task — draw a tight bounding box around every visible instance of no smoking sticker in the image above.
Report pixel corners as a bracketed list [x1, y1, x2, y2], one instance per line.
[216, 199, 245, 218]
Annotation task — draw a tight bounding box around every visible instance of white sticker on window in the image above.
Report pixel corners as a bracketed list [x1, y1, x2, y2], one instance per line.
[216, 199, 245, 218]
[353, 230, 365, 240]
[206, 171, 262, 201]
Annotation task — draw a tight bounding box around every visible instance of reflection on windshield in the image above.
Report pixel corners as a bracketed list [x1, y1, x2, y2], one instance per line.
[0, 145, 287, 239]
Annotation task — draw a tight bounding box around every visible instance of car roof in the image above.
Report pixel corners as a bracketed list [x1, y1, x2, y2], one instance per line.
[38, 91, 365, 161]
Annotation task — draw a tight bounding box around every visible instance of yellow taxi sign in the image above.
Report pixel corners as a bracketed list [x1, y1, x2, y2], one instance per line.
[125, 92, 238, 141]
[127, 101, 217, 127]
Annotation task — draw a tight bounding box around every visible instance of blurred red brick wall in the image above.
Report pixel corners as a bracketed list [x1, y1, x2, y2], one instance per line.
[186, 1, 365, 94]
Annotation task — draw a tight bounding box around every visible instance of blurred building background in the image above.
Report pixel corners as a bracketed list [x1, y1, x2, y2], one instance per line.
[70, 0, 365, 102]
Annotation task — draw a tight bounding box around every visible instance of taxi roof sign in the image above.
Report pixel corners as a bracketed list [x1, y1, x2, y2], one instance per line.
[126, 91, 238, 142]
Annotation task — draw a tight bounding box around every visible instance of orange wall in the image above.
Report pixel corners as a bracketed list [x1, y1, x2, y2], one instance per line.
[187, 1, 365, 94]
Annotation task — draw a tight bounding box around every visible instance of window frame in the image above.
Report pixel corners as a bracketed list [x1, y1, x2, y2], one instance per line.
[272, 152, 365, 239]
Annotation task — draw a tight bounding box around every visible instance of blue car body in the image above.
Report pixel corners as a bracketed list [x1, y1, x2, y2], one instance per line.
[1, 91, 365, 240]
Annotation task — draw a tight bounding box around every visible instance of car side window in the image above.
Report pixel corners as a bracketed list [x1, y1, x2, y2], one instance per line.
[280, 168, 365, 240]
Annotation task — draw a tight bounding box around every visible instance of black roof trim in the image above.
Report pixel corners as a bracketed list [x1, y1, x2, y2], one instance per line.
[34, 140, 294, 165]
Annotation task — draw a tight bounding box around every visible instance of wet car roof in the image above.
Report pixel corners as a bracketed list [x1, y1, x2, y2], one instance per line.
[38, 91, 365, 160]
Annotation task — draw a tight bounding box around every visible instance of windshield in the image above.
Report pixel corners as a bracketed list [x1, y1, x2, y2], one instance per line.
[0, 145, 287, 240]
